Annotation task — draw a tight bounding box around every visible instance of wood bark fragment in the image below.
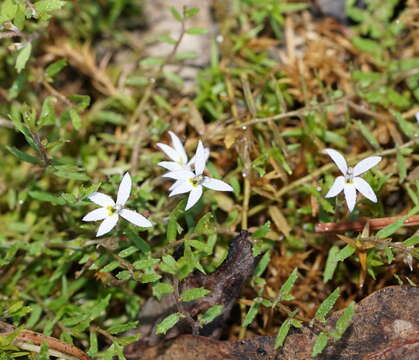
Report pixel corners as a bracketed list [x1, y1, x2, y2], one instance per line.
[124, 230, 257, 357]
[126, 286, 419, 360]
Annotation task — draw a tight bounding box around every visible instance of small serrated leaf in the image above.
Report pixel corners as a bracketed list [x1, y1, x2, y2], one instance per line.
[278, 268, 298, 302]
[332, 301, 355, 339]
[180, 287, 210, 302]
[315, 287, 340, 322]
[323, 246, 339, 282]
[311, 332, 329, 357]
[198, 305, 223, 326]
[275, 318, 291, 349]
[15, 42, 32, 73]
[186, 27, 208, 35]
[243, 298, 261, 327]
[156, 312, 183, 335]
[7, 146, 41, 164]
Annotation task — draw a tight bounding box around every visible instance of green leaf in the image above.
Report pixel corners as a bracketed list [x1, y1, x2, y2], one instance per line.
[355, 120, 380, 149]
[118, 246, 138, 258]
[252, 221, 271, 239]
[243, 298, 261, 327]
[87, 330, 98, 357]
[195, 212, 216, 235]
[53, 166, 89, 181]
[89, 295, 111, 320]
[403, 235, 419, 247]
[311, 332, 328, 357]
[336, 244, 356, 262]
[125, 227, 150, 253]
[116, 270, 131, 280]
[315, 288, 340, 322]
[26, 305, 42, 328]
[169, 6, 183, 21]
[277, 268, 298, 302]
[156, 312, 184, 335]
[39, 97, 56, 127]
[186, 27, 208, 35]
[101, 261, 120, 273]
[175, 51, 198, 60]
[68, 94, 90, 111]
[352, 37, 382, 58]
[166, 216, 179, 243]
[396, 151, 407, 183]
[29, 190, 65, 205]
[34, 0, 65, 13]
[69, 108, 82, 131]
[140, 57, 164, 67]
[180, 287, 210, 302]
[107, 321, 138, 335]
[15, 42, 32, 73]
[133, 258, 159, 271]
[140, 272, 161, 283]
[159, 255, 177, 275]
[392, 110, 419, 137]
[164, 71, 184, 86]
[323, 246, 339, 282]
[332, 302, 355, 339]
[275, 317, 292, 349]
[152, 282, 174, 300]
[377, 216, 408, 238]
[45, 59, 67, 77]
[198, 305, 223, 326]
[0, 0, 17, 23]
[6, 146, 41, 165]
[384, 247, 394, 264]
[184, 8, 199, 18]
[253, 251, 271, 279]
[158, 35, 177, 45]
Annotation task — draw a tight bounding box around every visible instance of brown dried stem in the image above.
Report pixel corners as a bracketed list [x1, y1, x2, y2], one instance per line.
[315, 215, 419, 233]
[173, 278, 200, 335]
[0, 320, 90, 360]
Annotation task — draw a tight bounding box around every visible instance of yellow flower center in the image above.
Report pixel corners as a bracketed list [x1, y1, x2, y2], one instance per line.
[189, 175, 203, 187]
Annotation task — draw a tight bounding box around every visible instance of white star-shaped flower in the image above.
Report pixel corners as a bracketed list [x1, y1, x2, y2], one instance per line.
[157, 131, 209, 174]
[157, 131, 190, 172]
[82, 173, 152, 237]
[163, 140, 233, 210]
[323, 148, 381, 212]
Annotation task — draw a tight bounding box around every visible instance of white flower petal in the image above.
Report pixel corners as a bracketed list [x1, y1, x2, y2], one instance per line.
[82, 208, 109, 222]
[169, 179, 182, 191]
[416, 112, 419, 124]
[325, 176, 345, 198]
[168, 131, 188, 164]
[88, 192, 115, 207]
[158, 161, 185, 172]
[353, 177, 377, 202]
[96, 214, 119, 237]
[120, 209, 152, 228]
[116, 173, 132, 206]
[194, 140, 207, 176]
[157, 143, 180, 162]
[185, 185, 203, 210]
[353, 156, 381, 176]
[169, 181, 193, 196]
[202, 177, 233, 192]
[323, 148, 348, 175]
[162, 170, 195, 180]
[343, 183, 357, 213]
[188, 147, 209, 167]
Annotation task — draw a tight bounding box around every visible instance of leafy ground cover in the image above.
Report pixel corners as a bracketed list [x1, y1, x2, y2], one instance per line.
[0, 0, 418, 359]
